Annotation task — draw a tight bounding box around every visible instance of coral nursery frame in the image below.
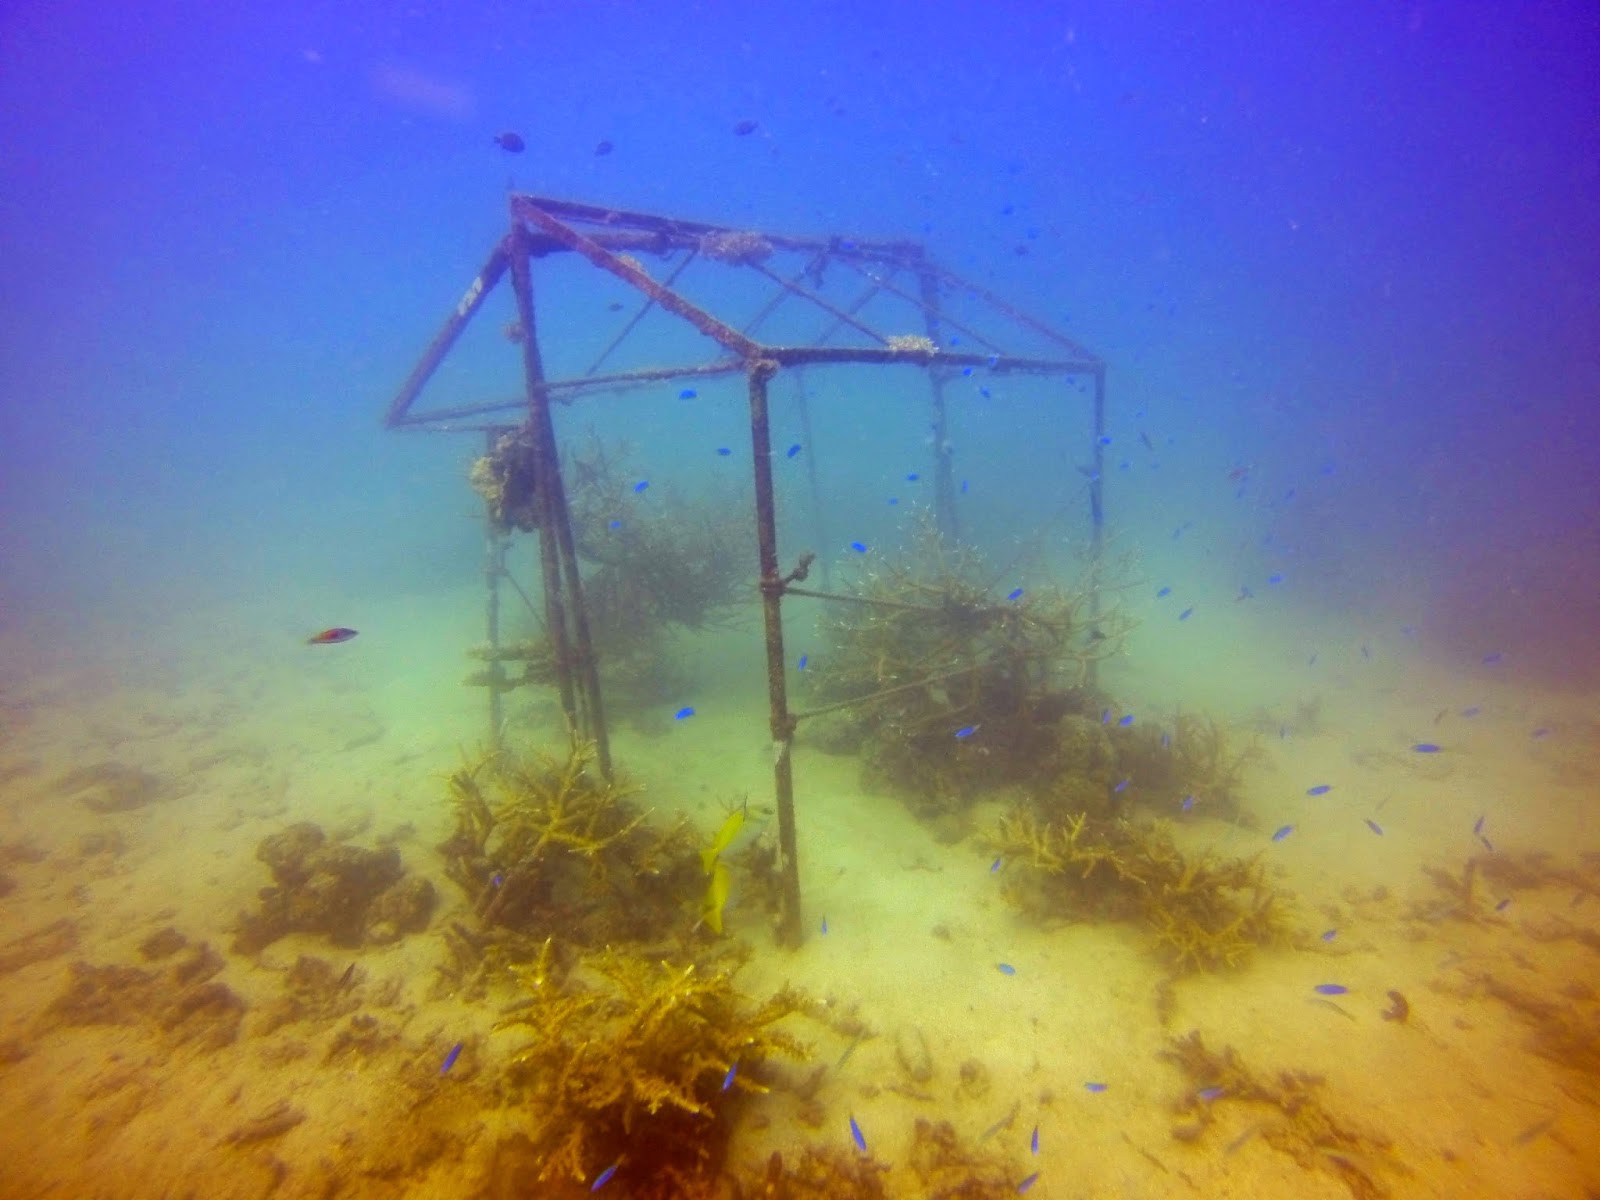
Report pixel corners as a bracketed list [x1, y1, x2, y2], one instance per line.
[384, 193, 1107, 944]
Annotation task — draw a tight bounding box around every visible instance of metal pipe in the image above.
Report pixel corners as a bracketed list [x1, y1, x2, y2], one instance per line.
[508, 226, 580, 735]
[747, 358, 802, 946]
[918, 269, 959, 541]
[483, 430, 508, 748]
[1088, 363, 1107, 687]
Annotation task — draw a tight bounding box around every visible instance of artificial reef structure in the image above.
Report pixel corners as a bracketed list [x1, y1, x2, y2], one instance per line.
[384, 194, 1111, 946]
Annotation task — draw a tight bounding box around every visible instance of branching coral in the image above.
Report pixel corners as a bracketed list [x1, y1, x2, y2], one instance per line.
[437, 738, 701, 948]
[987, 809, 1292, 972]
[1160, 1031, 1402, 1199]
[804, 520, 1125, 813]
[499, 946, 809, 1189]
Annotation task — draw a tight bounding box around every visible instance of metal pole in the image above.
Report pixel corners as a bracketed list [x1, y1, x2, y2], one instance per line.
[918, 270, 959, 540]
[506, 224, 614, 775]
[507, 227, 580, 736]
[483, 431, 508, 749]
[748, 358, 803, 946]
[1087, 364, 1107, 687]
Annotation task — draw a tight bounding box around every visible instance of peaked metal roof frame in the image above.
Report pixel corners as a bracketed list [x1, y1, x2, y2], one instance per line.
[382, 193, 1110, 946]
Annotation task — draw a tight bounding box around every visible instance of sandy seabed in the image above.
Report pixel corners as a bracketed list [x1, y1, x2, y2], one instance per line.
[1, 586, 1596, 1200]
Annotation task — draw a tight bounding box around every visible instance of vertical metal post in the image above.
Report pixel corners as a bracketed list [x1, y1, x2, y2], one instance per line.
[748, 358, 803, 946]
[917, 270, 959, 540]
[483, 431, 508, 748]
[1087, 364, 1107, 687]
[507, 225, 613, 774]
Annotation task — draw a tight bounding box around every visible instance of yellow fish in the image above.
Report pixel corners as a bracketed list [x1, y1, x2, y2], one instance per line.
[700, 804, 746, 876]
[701, 860, 730, 935]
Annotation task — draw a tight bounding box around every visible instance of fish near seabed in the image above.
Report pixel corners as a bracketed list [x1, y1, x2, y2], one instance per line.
[307, 627, 358, 644]
[700, 804, 747, 875]
[493, 130, 525, 153]
[701, 860, 730, 935]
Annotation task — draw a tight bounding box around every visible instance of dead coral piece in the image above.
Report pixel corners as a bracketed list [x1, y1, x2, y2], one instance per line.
[56, 762, 169, 812]
[138, 926, 188, 961]
[698, 230, 773, 264]
[233, 821, 433, 953]
[736, 1145, 889, 1199]
[43, 948, 243, 1049]
[988, 810, 1292, 973]
[498, 945, 809, 1188]
[222, 1100, 305, 1146]
[906, 1118, 1016, 1200]
[1159, 1030, 1399, 1199]
[0, 918, 77, 975]
[254, 955, 363, 1037]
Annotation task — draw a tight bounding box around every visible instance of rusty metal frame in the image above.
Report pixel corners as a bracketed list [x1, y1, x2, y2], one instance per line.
[383, 193, 1107, 947]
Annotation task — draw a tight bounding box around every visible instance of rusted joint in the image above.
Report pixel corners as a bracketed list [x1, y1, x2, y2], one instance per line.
[761, 552, 816, 599]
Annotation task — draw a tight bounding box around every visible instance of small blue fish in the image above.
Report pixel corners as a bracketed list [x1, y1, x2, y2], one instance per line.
[1100, 707, 1111, 724]
[1495, 898, 1510, 912]
[1272, 825, 1295, 842]
[961, 366, 974, 376]
[1479, 835, 1495, 852]
[1118, 714, 1134, 727]
[1017, 1172, 1040, 1195]
[997, 963, 1016, 975]
[955, 725, 977, 739]
[1197, 1086, 1225, 1101]
[961, 479, 969, 493]
[906, 473, 920, 481]
[1160, 731, 1171, 749]
[608, 519, 622, 528]
[786, 443, 802, 458]
[633, 480, 649, 493]
[1030, 1124, 1039, 1154]
[441, 1041, 463, 1074]
[797, 654, 808, 670]
[722, 1064, 737, 1092]
[1308, 652, 1319, 666]
[1180, 794, 1195, 812]
[591, 1162, 619, 1191]
[1365, 819, 1384, 836]
[1113, 778, 1130, 793]
[850, 541, 868, 553]
[821, 916, 828, 934]
[991, 857, 1002, 873]
[1156, 586, 1171, 598]
[1412, 743, 1441, 753]
[716, 447, 732, 456]
[979, 386, 992, 399]
[1268, 572, 1285, 584]
[1084, 1081, 1107, 1093]
[678, 388, 697, 399]
[849, 1115, 867, 1154]
[1530, 727, 1550, 739]
[1313, 983, 1348, 995]
[1482, 652, 1504, 665]
[1460, 706, 1481, 717]
[675, 706, 695, 720]
[1307, 784, 1332, 796]
[1007, 587, 1024, 601]
[1473, 814, 1485, 835]
[1178, 607, 1194, 621]
[1321, 929, 1337, 942]
[491, 872, 504, 886]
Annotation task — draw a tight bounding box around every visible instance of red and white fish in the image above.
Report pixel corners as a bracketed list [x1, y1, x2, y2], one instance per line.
[306, 627, 358, 645]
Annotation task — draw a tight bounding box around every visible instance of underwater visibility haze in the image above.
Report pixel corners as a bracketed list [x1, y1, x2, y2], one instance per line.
[1, 2, 1598, 1197]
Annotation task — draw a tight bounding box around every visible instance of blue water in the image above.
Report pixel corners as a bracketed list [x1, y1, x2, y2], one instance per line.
[2, 3, 1597, 1196]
